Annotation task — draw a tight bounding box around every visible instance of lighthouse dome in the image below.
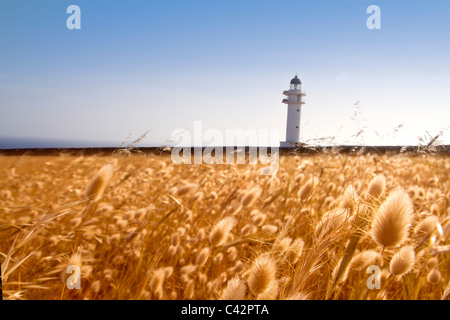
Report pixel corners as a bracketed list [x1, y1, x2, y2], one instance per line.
[290, 75, 301, 85]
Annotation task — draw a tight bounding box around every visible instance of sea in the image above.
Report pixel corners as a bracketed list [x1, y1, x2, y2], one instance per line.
[0, 137, 123, 149]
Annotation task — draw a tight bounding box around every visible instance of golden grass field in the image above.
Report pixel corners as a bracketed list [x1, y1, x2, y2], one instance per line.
[0, 151, 449, 300]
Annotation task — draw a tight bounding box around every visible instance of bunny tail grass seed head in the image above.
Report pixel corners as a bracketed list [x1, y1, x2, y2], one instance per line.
[389, 245, 415, 276]
[149, 268, 166, 292]
[414, 215, 438, 241]
[209, 217, 236, 247]
[284, 238, 304, 265]
[339, 185, 358, 213]
[247, 255, 277, 296]
[180, 264, 196, 276]
[285, 292, 309, 300]
[426, 257, 439, 270]
[349, 250, 380, 271]
[256, 279, 279, 300]
[298, 179, 314, 202]
[240, 224, 258, 237]
[252, 213, 267, 227]
[177, 183, 199, 197]
[371, 188, 413, 248]
[241, 185, 262, 207]
[427, 267, 442, 283]
[367, 174, 386, 200]
[220, 277, 247, 300]
[195, 247, 210, 267]
[61, 251, 83, 285]
[85, 164, 114, 202]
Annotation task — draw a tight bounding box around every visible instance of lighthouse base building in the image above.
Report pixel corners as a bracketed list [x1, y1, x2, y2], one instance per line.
[280, 75, 306, 148]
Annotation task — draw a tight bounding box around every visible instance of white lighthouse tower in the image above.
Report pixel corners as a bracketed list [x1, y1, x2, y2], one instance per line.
[280, 75, 306, 147]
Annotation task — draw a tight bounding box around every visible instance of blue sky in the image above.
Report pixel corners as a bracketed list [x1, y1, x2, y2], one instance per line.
[0, 0, 449, 147]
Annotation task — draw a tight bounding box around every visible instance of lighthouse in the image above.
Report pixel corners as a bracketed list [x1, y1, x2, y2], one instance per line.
[280, 75, 306, 147]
